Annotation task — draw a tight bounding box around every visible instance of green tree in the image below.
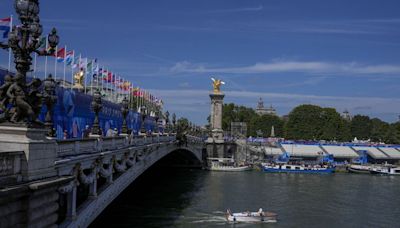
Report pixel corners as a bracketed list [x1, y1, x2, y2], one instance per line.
[350, 115, 372, 140]
[285, 104, 324, 140]
[248, 114, 284, 137]
[370, 118, 389, 142]
[320, 108, 343, 140]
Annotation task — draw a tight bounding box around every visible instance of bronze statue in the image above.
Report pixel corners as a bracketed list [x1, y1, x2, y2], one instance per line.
[0, 74, 14, 112]
[27, 78, 43, 122]
[6, 73, 37, 124]
[211, 77, 225, 93]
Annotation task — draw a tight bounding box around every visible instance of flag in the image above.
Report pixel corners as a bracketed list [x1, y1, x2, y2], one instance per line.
[79, 58, 87, 69]
[86, 60, 93, 71]
[54, 47, 66, 62]
[0, 17, 11, 39]
[38, 36, 47, 49]
[65, 51, 74, 66]
[72, 55, 80, 68]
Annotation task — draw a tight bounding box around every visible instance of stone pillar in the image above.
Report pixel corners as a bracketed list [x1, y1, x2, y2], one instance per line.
[66, 185, 77, 220]
[89, 169, 98, 198]
[0, 126, 57, 181]
[208, 93, 224, 142]
[206, 93, 226, 162]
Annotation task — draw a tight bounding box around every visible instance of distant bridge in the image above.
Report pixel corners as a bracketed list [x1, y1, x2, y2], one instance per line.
[0, 132, 205, 228]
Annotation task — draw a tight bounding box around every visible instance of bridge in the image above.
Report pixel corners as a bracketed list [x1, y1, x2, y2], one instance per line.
[0, 128, 205, 228]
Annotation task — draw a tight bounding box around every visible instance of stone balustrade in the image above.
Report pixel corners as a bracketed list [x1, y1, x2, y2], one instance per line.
[0, 151, 23, 184]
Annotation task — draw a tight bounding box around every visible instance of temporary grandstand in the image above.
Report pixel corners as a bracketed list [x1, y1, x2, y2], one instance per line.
[321, 145, 359, 159]
[351, 146, 389, 160]
[281, 144, 325, 157]
[378, 147, 400, 159]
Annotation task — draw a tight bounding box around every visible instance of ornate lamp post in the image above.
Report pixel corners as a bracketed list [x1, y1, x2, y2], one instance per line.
[42, 74, 57, 137]
[0, 0, 59, 126]
[140, 106, 147, 134]
[172, 113, 176, 133]
[154, 110, 160, 134]
[91, 90, 102, 135]
[164, 111, 170, 134]
[120, 97, 129, 134]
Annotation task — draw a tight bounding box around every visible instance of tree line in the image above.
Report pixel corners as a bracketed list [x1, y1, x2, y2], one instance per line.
[218, 103, 400, 144]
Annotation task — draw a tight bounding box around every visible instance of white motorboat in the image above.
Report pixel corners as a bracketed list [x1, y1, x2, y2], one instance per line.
[225, 208, 277, 223]
[370, 166, 400, 175]
[207, 158, 252, 172]
[348, 164, 373, 174]
[208, 164, 252, 172]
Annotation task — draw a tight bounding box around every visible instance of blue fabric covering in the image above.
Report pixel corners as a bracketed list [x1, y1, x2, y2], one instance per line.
[0, 68, 156, 139]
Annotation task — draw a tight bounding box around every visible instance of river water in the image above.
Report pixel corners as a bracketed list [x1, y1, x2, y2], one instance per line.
[90, 166, 400, 228]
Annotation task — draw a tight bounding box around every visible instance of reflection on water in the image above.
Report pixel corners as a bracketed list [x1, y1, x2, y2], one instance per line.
[90, 166, 400, 228]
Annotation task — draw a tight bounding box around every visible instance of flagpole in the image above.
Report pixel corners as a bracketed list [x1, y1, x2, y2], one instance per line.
[54, 45, 58, 80]
[70, 52, 75, 90]
[44, 36, 48, 78]
[84, 59, 87, 94]
[90, 60, 93, 96]
[63, 45, 67, 87]
[7, 15, 13, 72]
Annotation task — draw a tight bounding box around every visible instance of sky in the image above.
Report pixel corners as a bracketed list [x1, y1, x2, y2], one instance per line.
[1, 0, 400, 124]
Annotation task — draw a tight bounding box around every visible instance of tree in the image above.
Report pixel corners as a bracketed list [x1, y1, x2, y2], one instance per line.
[350, 115, 372, 140]
[320, 108, 343, 140]
[370, 118, 389, 142]
[285, 104, 324, 140]
[248, 114, 284, 137]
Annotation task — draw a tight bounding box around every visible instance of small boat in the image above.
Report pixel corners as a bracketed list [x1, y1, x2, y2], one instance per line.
[226, 208, 277, 223]
[207, 158, 252, 172]
[370, 166, 400, 175]
[347, 164, 373, 174]
[262, 163, 335, 174]
[208, 163, 252, 172]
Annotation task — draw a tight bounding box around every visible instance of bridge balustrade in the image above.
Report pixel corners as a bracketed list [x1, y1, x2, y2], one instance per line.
[0, 151, 23, 184]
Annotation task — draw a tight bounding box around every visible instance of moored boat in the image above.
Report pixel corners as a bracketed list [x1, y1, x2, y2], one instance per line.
[225, 208, 277, 223]
[207, 158, 252, 172]
[370, 166, 400, 175]
[208, 165, 252, 172]
[347, 164, 373, 174]
[262, 163, 335, 174]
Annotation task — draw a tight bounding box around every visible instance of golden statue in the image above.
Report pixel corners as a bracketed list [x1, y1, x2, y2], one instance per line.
[211, 77, 225, 93]
[73, 68, 85, 89]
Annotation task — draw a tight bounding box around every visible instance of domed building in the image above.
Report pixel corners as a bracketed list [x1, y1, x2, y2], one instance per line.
[255, 98, 277, 116]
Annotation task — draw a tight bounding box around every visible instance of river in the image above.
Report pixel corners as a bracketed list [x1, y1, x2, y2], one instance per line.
[90, 166, 400, 228]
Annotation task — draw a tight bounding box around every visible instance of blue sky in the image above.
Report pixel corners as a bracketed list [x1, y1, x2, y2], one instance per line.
[1, 0, 400, 124]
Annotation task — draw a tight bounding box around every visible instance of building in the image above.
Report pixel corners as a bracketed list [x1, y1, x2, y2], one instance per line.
[342, 109, 352, 121]
[255, 97, 277, 116]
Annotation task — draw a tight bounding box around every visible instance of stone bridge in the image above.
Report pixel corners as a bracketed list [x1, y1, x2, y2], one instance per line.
[0, 127, 205, 228]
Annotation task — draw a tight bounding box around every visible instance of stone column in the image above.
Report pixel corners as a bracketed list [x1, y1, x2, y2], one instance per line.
[66, 185, 77, 220]
[208, 93, 224, 142]
[89, 168, 98, 198]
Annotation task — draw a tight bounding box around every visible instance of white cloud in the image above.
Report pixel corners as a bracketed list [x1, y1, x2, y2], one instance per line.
[170, 60, 400, 76]
[149, 89, 400, 124]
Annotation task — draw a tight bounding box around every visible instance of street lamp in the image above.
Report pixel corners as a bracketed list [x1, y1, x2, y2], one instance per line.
[140, 106, 147, 134]
[164, 111, 170, 134]
[120, 97, 129, 134]
[0, 0, 59, 126]
[154, 110, 160, 134]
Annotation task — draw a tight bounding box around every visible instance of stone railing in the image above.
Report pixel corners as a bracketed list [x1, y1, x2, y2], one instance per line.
[0, 151, 24, 184]
[56, 135, 177, 158]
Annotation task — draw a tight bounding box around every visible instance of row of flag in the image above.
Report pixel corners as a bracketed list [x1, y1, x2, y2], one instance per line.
[1, 16, 163, 108]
